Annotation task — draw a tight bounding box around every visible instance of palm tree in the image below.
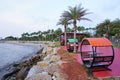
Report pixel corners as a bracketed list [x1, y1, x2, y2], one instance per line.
[103, 19, 111, 39]
[62, 4, 91, 52]
[95, 19, 111, 38]
[77, 26, 85, 33]
[66, 27, 74, 32]
[57, 17, 71, 46]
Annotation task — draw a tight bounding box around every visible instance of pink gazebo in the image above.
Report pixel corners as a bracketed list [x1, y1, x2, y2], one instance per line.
[80, 38, 114, 71]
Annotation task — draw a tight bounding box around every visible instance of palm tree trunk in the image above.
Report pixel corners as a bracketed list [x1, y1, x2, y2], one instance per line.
[64, 25, 67, 46]
[73, 20, 77, 52]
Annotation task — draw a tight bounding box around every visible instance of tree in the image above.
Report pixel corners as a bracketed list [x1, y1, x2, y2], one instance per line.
[5, 36, 18, 40]
[111, 19, 120, 37]
[95, 19, 111, 38]
[77, 26, 85, 33]
[50, 29, 55, 41]
[54, 28, 62, 41]
[62, 4, 91, 52]
[111, 19, 120, 47]
[21, 32, 30, 37]
[103, 19, 111, 38]
[85, 27, 96, 37]
[57, 18, 71, 46]
[66, 27, 74, 32]
[21, 32, 30, 40]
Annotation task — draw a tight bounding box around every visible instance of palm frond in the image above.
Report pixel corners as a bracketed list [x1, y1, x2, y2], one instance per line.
[78, 18, 92, 22]
[57, 17, 71, 26]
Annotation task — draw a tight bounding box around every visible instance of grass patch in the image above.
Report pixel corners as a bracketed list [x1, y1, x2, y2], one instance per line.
[82, 64, 87, 68]
[63, 51, 76, 61]
[113, 43, 119, 47]
[73, 51, 81, 54]
[102, 76, 115, 80]
[54, 41, 60, 47]
[82, 65, 93, 77]
[86, 69, 93, 77]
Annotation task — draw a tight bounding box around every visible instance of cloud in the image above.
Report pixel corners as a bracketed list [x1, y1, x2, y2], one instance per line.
[0, 0, 120, 37]
[0, 14, 32, 25]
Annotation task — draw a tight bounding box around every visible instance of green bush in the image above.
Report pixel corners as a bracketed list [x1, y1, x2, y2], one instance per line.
[113, 43, 119, 48]
[86, 69, 93, 77]
[54, 41, 60, 47]
[82, 64, 87, 68]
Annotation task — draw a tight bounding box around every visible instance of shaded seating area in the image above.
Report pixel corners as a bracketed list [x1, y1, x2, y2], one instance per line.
[80, 38, 114, 71]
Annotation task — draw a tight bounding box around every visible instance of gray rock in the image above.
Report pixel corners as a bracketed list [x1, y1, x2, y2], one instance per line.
[26, 65, 44, 78]
[51, 47, 59, 55]
[56, 78, 66, 80]
[43, 54, 54, 62]
[25, 73, 52, 80]
[43, 63, 60, 75]
[56, 60, 67, 66]
[16, 67, 28, 80]
[41, 71, 48, 75]
[50, 55, 61, 63]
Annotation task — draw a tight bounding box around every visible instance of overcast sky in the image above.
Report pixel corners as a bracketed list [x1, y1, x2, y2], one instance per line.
[0, 0, 120, 38]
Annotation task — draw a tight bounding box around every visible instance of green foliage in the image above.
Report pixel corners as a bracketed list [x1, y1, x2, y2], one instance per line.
[95, 18, 120, 39]
[86, 69, 93, 77]
[113, 43, 119, 48]
[82, 64, 87, 68]
[19, 28, 62, 41]
[54, 28, 62, 38]
[77, 26, 85, 32]
[61, 4, 91, 52]
[73, 51, 80, 54]
[54, 41, 60, 47]
[66, 27, 74, 32]
[4, 28, 63, 41]
[82, 65, 93, 77]
[5, 36, 18, 40]
[57, 17, 71, 26]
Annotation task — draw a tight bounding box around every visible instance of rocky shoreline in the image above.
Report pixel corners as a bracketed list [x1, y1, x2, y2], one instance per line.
[1, 41, 55, 80]
[25, 43, 67, 80]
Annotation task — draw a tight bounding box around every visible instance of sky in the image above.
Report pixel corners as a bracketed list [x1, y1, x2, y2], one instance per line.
[0, 0, 120, 38]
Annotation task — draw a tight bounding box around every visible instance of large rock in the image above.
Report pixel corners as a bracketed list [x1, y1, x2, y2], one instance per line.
[50, 55, 61, 63]
[26, 65, 44, 78]
[52, 47, 59, 55]
[56, 60, 67, 66]
[56, 78, 66, 80]
[43, 54, 54, 62]
[43, 63, 60, 75]
[37, 61, 49, 66]
[25, 73, 52, 80]
[46, 47, 53, 54]
[52, 76, 66, 80]
[16, 67, 28, 80]
[25, 46, 67, 80]
[53, 72, 65, 79]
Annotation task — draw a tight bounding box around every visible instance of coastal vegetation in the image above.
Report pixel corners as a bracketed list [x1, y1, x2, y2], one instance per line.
[3, 18, 120, 47]
[95, 19, 120, 47]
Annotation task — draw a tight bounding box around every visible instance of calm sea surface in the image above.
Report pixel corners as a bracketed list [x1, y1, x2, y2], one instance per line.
[0, 42, 41, 78]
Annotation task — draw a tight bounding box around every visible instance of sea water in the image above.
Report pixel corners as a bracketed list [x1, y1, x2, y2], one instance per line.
[0, 42, 42, 78]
